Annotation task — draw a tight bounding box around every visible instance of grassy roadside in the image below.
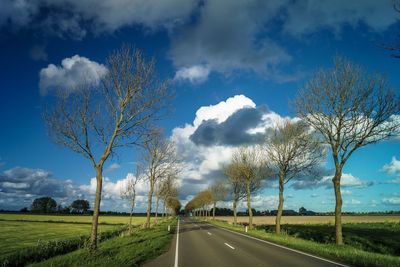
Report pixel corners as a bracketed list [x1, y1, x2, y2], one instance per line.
[205, 219, 400, 267]
[29, 219, 176, 267]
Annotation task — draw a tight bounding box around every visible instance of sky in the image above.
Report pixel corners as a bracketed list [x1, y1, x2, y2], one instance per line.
[0, 0, 400, 213]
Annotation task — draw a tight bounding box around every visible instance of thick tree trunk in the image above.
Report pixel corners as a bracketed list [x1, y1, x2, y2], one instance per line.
[246, 182, 253, 229]
[213, 201, 216, 220]
[276, 172, 285, 234]
[233, 199, 237, 226]
[333, 167, 343, 245]
[145, 182, 154, 229]
[90, 166, 103, 251]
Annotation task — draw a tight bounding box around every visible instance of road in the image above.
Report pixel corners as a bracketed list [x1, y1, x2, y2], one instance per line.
[144, 218, 348, 267]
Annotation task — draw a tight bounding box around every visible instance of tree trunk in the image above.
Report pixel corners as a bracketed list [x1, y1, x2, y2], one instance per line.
[246, 182, 253, 229]
[276, 172, 285, 234]
[213, 201, 216, 220]
[145, 182, 154, 229]
[129, 198, 135, 234]
[233, 199, 237, 226]
[333, 167, 343, 245]
[90, 166, 103, 251]
[155, 196, 159, 224]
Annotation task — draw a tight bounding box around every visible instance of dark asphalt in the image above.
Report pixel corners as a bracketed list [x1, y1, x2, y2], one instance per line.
[143, 218, 348, 267]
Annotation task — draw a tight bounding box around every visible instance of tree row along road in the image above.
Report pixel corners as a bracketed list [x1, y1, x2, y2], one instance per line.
[144, 218, 348, 267]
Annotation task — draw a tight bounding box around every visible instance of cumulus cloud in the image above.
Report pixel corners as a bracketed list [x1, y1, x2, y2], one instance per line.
[0, 166, 153, 212]
[382, 197, 400, 205]
[382, 156, 400, 176]
[79, 173, 149, 200]
[174, 65, 210, 83]
[291, 172, 373, 190]
[190, 107, 266, 146]
[0, 167, 82, 210]
[39, 55, 107, 95]
[171, 94, 297, 200]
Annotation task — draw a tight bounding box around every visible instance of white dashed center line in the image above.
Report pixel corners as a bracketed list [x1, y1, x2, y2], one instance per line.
[207, 232, 212, 235]
[224, 243, 235, 250]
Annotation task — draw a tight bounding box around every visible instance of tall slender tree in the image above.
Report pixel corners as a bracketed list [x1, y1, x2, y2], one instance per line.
[295, 57, 400, 244]
[264, 120, 324, 234]
[120, 165, 142, 234]
[44, 46, 171, 250]
[224, 163, 245, 225]
[210, 181, 227, 220]
[231, 146, 265, 229]
[141, 131, 179, 228]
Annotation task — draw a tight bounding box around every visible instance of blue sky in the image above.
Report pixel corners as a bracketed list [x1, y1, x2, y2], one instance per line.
[0, 0, 400, 212]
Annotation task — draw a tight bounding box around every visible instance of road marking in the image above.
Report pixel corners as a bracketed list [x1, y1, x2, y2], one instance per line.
[174, 219, 180, 267]
[207, 232, 212, 235]
[210, 224, 348, 267]
[224, 243, 235, 250]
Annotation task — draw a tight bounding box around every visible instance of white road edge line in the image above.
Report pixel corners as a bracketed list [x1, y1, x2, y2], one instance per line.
[224, 242, 235, 250]
[174, 219, 180, 267]
[210, 223, 348, 267]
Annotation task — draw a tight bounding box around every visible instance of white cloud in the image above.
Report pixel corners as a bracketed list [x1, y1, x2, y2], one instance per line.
[174, 65, 211, 83]
[382, 156, 400, 176]
[292, 172, 373, 189]
[39, 55, 108, 95]
[193, 94, 256, 127]
[343, 198, 362, 208]
[171, 94, 294, 199]
[382, 197, 400, 205]
[106, 163, 121, 173]
[79, 173, 149, 200]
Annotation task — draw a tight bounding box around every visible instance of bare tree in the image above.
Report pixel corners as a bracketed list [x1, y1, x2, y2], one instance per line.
[264, 120, 324, 234]
[159, 173, 178, 219]
[224, 163, 245, 225]
[295, 57, 400, 245]
[141, 131, 179, 228]
[231, 146, 265, 229]
[120, 165, 142, 234]
[210, 181, 227, 220]
[44, 46, 171, 250]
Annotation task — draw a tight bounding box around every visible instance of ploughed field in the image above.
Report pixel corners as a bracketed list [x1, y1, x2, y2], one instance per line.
[0, 214, 148, 255]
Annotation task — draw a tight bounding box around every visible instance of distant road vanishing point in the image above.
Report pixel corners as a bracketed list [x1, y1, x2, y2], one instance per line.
[144, 218, 348, 267]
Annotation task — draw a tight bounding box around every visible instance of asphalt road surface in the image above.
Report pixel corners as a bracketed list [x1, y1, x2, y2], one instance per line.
[144, 217, 348, 267]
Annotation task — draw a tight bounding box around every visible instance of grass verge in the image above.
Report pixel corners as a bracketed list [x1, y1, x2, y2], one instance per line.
[29, 219, 176, 267]
[206, 219, 400, 267]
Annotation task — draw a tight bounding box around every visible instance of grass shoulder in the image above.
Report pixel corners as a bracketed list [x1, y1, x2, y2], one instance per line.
[29, 219, 176, 267]
[205, 219, 400, 267]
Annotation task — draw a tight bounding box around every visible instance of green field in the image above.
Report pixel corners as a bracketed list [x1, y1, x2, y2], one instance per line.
[0, 220, 117, 255]
[30, 220, 175, 267]
[0, 213, 149, 225]
[209, 219, 400, 267]
[260, 222, 400, 256]
[0, 214, 151, 256]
